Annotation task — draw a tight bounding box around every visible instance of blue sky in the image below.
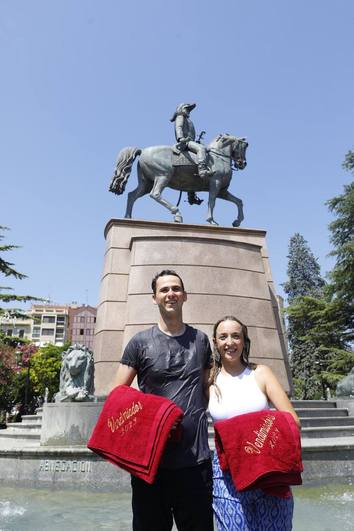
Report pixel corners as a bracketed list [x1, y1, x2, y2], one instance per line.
[1, 0, 353, 307]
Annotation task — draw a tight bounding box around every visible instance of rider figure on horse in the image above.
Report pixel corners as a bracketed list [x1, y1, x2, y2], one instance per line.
[170, 103, 213, 179]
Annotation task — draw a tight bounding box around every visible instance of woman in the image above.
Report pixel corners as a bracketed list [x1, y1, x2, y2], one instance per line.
[208, 315, 300, 531]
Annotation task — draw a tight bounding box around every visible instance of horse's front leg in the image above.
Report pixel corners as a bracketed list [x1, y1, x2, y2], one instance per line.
[206, 180, 221, 225]
[150, 176, 183, 223]
[217, 189, 244, 227]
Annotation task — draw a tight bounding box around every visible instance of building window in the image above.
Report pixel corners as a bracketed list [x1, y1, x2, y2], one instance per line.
[32, 327, 40, 338]
[80, 316, 85, 323]
[56, 327, 64, 337]
[6, 329, 13, 337]
[85, 329, 91, 335]
[57, 316, 65, 323]
[94, 317, 96, 323]
[43, 316, 55, 323]
[42, 328, 55, 336]
[79, 329, 84, 335]
[19, 330, 25, 338]
[33, 315, 42, 324]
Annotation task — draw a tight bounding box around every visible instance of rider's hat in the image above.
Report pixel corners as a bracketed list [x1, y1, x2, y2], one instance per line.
[170, 103, 196, 122]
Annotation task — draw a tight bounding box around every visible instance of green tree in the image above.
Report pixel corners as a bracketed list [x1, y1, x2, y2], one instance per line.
[30, 343, 69, 402]
[286, 296, 353, 399]
[284, 164, 354, 399]
[0, 226, 45, 414]
[0, 226, 42, 318]
[342, 148, 354, 174]
[283, 233, 326, 398]
[325, 181, 354, 341]
[283, 233, 325, 303]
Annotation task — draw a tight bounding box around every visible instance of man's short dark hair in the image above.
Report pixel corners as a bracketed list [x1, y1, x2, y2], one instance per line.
[151, 270, 185, 294]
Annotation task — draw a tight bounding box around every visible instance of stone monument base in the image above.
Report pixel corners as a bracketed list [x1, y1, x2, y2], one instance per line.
[0, 446, 130, 492]
[0, 401, 131, 491]
[1, 400, 354, 490]
[94, 218, 292, 396]
[40, 402, 103, 447]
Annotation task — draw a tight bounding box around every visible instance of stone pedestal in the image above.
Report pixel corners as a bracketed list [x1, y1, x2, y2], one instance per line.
[40, 402, 103, 446]
[93, 218, 292, 396]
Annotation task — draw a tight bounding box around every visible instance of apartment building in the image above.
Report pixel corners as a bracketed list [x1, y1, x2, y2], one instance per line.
[30, 305, 69, 347]
[68, 305, 96, 350]
[0, 314, 33, 340]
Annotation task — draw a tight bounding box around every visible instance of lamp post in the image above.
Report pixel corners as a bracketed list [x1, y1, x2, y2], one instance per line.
[24, 358, 31, 414]
[314, 360, 327, 400]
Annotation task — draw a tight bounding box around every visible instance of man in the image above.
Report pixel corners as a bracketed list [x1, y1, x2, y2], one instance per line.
[170, 102, 212, 179]
[113, 270, 213, 531]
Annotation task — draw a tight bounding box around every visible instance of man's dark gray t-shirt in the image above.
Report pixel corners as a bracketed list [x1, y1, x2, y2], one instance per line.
[121, 325, 212, 469]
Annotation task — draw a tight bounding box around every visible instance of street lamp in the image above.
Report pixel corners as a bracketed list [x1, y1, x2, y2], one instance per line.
[314, 360, 327, 400]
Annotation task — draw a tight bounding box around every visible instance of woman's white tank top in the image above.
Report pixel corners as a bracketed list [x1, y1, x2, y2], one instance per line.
[208, 367, 269, 422]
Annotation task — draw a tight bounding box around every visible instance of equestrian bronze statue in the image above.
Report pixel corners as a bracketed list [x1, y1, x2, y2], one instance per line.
[109, 106, 248, 227]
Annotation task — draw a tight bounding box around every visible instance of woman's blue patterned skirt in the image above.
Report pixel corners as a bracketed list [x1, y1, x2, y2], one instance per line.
[212, 452, 294, 531]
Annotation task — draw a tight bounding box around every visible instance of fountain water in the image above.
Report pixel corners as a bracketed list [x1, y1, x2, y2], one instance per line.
[0, 480, 353, 531]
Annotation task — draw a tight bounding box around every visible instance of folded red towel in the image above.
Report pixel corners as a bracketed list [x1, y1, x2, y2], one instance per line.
[87, 385, 183, 484]
[214, 410, 303, 497]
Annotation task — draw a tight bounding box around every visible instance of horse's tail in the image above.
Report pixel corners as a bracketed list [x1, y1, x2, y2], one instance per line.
[109, 147, 142, 195]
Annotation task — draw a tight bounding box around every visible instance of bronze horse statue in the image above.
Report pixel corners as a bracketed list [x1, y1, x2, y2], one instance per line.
[109, 134, 248, 227]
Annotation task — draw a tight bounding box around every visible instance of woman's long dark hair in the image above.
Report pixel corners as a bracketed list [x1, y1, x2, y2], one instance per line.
[210, 315, 256, 399]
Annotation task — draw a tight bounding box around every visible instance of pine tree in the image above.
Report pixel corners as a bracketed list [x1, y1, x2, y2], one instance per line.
[283, 233, 325, 304]
[0, 226, 42, 319]
[325, 181, 354, 342]
[283, 233, 326, 398]
[284, 169, 354, 398]
[342, 149, 354, 174]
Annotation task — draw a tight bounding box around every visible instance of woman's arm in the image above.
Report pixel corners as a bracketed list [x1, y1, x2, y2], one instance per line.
[254, 365, 301, 428]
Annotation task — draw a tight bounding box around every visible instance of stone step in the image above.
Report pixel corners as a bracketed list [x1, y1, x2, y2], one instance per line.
[4, 422, 41, 430]
[300, 416, 354, 427]
[21, 414, 42, 425]
[0, 429, 40, 440]
[295, 408, 348, 418]
[301, 425, 354, 438]
[292, 400, 337, 409]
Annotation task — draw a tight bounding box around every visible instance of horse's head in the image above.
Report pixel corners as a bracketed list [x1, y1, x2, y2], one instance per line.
[232, 137, 248, 170]
[209, 134, 248, 170]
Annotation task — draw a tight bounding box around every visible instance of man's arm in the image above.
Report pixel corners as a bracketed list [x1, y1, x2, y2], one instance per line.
[203, 367, 211, 401]
[112, 362, 137, 388]
[175, 114, 185, 141]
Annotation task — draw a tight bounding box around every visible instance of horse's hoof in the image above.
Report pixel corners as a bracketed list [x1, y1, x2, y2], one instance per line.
[206, 218, 219, 226]
[174, 215, 183, 223]
[232, 220, 241, 227]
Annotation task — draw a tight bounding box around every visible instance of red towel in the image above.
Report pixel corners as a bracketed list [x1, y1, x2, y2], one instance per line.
[214, 410, 302, 497]
[87, 385, 183, 484]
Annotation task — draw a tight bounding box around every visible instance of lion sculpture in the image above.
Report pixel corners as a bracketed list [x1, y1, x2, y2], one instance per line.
[55, 344, 95, 402]
[336, 367, 354, 398]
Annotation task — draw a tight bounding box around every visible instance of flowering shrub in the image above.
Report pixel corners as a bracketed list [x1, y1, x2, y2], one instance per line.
[16, 343, 38, 368]
[0, 343, 16, 385]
